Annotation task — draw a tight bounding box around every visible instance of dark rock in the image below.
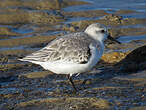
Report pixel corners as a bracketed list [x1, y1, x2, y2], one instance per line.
[115, 45, 146, 73]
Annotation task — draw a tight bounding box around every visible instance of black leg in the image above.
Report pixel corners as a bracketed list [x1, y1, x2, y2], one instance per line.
[67, 74, 77, 92]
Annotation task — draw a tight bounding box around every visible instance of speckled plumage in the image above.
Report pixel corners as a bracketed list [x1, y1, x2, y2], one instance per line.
[20, 23, 111, 75]
[19, 23, 116, 91]
[21, 32, 101, 64]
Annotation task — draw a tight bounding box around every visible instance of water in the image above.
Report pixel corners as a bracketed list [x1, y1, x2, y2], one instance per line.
[118, 35, 146, 43]
[64, 0, 146, 12]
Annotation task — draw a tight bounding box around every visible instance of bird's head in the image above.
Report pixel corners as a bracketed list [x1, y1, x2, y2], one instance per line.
[85, 23, 121, 44]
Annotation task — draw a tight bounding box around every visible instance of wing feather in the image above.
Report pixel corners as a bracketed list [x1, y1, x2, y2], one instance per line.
[21, 32, 97, 64]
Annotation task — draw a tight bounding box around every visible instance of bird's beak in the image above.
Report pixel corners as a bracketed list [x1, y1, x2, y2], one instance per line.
[107, 34, 121, 44]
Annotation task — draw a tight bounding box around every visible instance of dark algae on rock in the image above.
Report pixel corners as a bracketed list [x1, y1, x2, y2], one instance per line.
[115, 45, 146, 73]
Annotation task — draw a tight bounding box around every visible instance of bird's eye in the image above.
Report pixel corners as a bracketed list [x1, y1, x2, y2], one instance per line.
[100, 30, 105, 33]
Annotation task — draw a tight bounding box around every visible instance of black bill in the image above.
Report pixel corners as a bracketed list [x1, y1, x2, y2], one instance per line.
[107, 34, 121, 44]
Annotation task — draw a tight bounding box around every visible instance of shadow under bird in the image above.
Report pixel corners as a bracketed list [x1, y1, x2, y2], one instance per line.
[19, 23, 121, 92]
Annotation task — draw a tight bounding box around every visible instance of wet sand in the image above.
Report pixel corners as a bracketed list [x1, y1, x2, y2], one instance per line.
[0, 0, 146, 110]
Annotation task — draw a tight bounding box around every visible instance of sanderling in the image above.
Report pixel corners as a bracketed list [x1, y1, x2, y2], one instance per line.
[19, 23, 121, 91]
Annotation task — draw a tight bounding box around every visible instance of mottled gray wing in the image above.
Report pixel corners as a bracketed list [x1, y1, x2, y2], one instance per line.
[22, 32, 96, 64]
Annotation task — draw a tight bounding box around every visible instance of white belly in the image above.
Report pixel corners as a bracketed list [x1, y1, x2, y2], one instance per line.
[39, 43, 104, 75]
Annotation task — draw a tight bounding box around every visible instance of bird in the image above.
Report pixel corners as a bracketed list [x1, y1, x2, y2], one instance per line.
[19, 23, 121, 92]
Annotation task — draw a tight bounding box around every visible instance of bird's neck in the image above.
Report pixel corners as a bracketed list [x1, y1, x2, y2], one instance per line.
[85, 30, 104, 43]
[95, 34, 105, 43]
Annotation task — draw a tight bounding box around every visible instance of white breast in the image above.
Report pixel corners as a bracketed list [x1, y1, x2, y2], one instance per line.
[39, 43, 104, 76]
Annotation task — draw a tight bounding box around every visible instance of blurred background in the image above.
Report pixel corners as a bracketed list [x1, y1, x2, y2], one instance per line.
[0, 0, 146, 110]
